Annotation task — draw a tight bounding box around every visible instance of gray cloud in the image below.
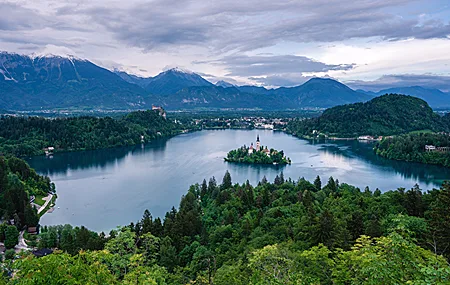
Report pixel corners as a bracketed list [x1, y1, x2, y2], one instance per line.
[200, 54, 355, 77]
[64, 0, 450, 52]
[0, 2, 49, 31]
[248, 75, 313, 87]
[347, 74, 450, 92]
[194, 54, 353, 86]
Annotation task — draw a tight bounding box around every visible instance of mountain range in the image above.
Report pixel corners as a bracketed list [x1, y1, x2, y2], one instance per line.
[1, 52, 449, 110]
[358, 86, 450, 109]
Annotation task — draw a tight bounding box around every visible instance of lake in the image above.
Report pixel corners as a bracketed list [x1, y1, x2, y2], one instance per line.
[27, 129, 450, 232]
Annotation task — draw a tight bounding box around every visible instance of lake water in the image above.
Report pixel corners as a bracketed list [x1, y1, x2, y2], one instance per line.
[27, 129, 450, 232]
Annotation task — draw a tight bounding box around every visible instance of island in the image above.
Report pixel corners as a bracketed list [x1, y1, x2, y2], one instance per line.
[225, 135, 291, 165]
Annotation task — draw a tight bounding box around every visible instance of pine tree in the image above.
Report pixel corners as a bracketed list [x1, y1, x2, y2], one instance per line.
[314, 175, 322, 191]
[142, 209, 153, 234]
[221, 170, 232, 189]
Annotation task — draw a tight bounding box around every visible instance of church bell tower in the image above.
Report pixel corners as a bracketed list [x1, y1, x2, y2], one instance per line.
[256, 135, 260, 151]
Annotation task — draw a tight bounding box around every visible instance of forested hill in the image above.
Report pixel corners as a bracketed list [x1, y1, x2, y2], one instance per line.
[287, 94, 447, 138]
[0, 156, 54, 231]
[3, 172, 450, 284]
[0, 110, 187, 157]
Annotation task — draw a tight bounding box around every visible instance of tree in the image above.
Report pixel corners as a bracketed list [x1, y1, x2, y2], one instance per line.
[24, 204, 39, 227]
[248, 244, 297, 284]
[221, 171, 232, 190]
[325, 177, 337, 193]
[4, 225, 19, 249]
[0, 223, 7, 242]
[201, 179, 208, 198]
[13, 251, 117, 284]
[141, 209, 153, 234]
[333, 234, 450, 284]
[314, 175, 322, 191]
[426, 182, 450, 257]
[159, 236, 178, 272]
[4, 249, 15, 260]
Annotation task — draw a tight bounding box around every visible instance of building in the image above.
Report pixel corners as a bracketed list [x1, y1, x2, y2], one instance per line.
[358, 136, 374, 141]
[425, 145, 437, 152]
[44, 146, 55, 156]
[256, 135, 261, 151]
[152, 105, 167, 119]
[248, 143, 254, 154]
[263, 146, 270, 156]
[27, 225, 39, 235]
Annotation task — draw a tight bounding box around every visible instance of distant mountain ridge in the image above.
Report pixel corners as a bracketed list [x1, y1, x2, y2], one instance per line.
[1, 51, 448, 110]
[363, 86, 450, 109]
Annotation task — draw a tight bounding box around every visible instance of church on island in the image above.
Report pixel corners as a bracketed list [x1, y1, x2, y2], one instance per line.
[225, 134, 291, 165]
[248, 135, 271, 156]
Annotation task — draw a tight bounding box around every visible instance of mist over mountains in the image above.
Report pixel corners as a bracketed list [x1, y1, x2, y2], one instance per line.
[1, 52, 449, 111]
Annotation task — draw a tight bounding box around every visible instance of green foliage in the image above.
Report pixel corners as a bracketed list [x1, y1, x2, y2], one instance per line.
[4, 226, 18, 249]
[11, 251, 118, 284]
[4, 249, 15, 261]
[287, 94, 448, 138]
[3, 172, 450, 284]
[0, 156, 53, 228]
[0, 110, 184, 157]
[333, 234, 450, 284]
[38, 225, 106, 254]
[375, 132, 450, 167]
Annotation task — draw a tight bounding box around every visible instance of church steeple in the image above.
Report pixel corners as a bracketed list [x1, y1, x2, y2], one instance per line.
[256, 134, 260, 151]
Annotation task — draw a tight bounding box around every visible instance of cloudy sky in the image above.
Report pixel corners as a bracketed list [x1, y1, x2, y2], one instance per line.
[1, 0, 450, 90]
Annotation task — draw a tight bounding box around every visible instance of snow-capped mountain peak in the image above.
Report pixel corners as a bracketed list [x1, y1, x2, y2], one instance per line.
[163, 66, 195, 74]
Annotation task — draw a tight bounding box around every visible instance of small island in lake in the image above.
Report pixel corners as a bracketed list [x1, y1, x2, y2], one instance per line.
[225, 135, 291, 165]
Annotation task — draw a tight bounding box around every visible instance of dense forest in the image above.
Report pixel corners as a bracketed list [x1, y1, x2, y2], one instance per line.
[2, 171, 450, 284]
[0, 157, 54, 240]
[225, 146, 291, 165]
[287, 94, 448, 138]
[0, 110, 188, 157]
[375, 132, 450, 167]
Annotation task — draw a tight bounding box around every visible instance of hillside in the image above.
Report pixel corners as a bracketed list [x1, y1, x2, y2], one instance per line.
[287, 94, 447, 137]
[0, 52, 153, 110]
[0, 156, 54, 230]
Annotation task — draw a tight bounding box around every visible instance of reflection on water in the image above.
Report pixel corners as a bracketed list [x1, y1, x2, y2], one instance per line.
[316, 140, 450, 187]
[29, 139, 169, 177]
[27, 130, 450, 232]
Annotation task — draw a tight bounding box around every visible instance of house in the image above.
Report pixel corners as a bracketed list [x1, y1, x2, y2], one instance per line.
[262, 147, 270, 156]
[27, 225, 39, 235]
[425, 145, 436, 152]
[248, 143, 254, 154]
[358, 136, 374, 141]
[44, 146, 55, 156]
